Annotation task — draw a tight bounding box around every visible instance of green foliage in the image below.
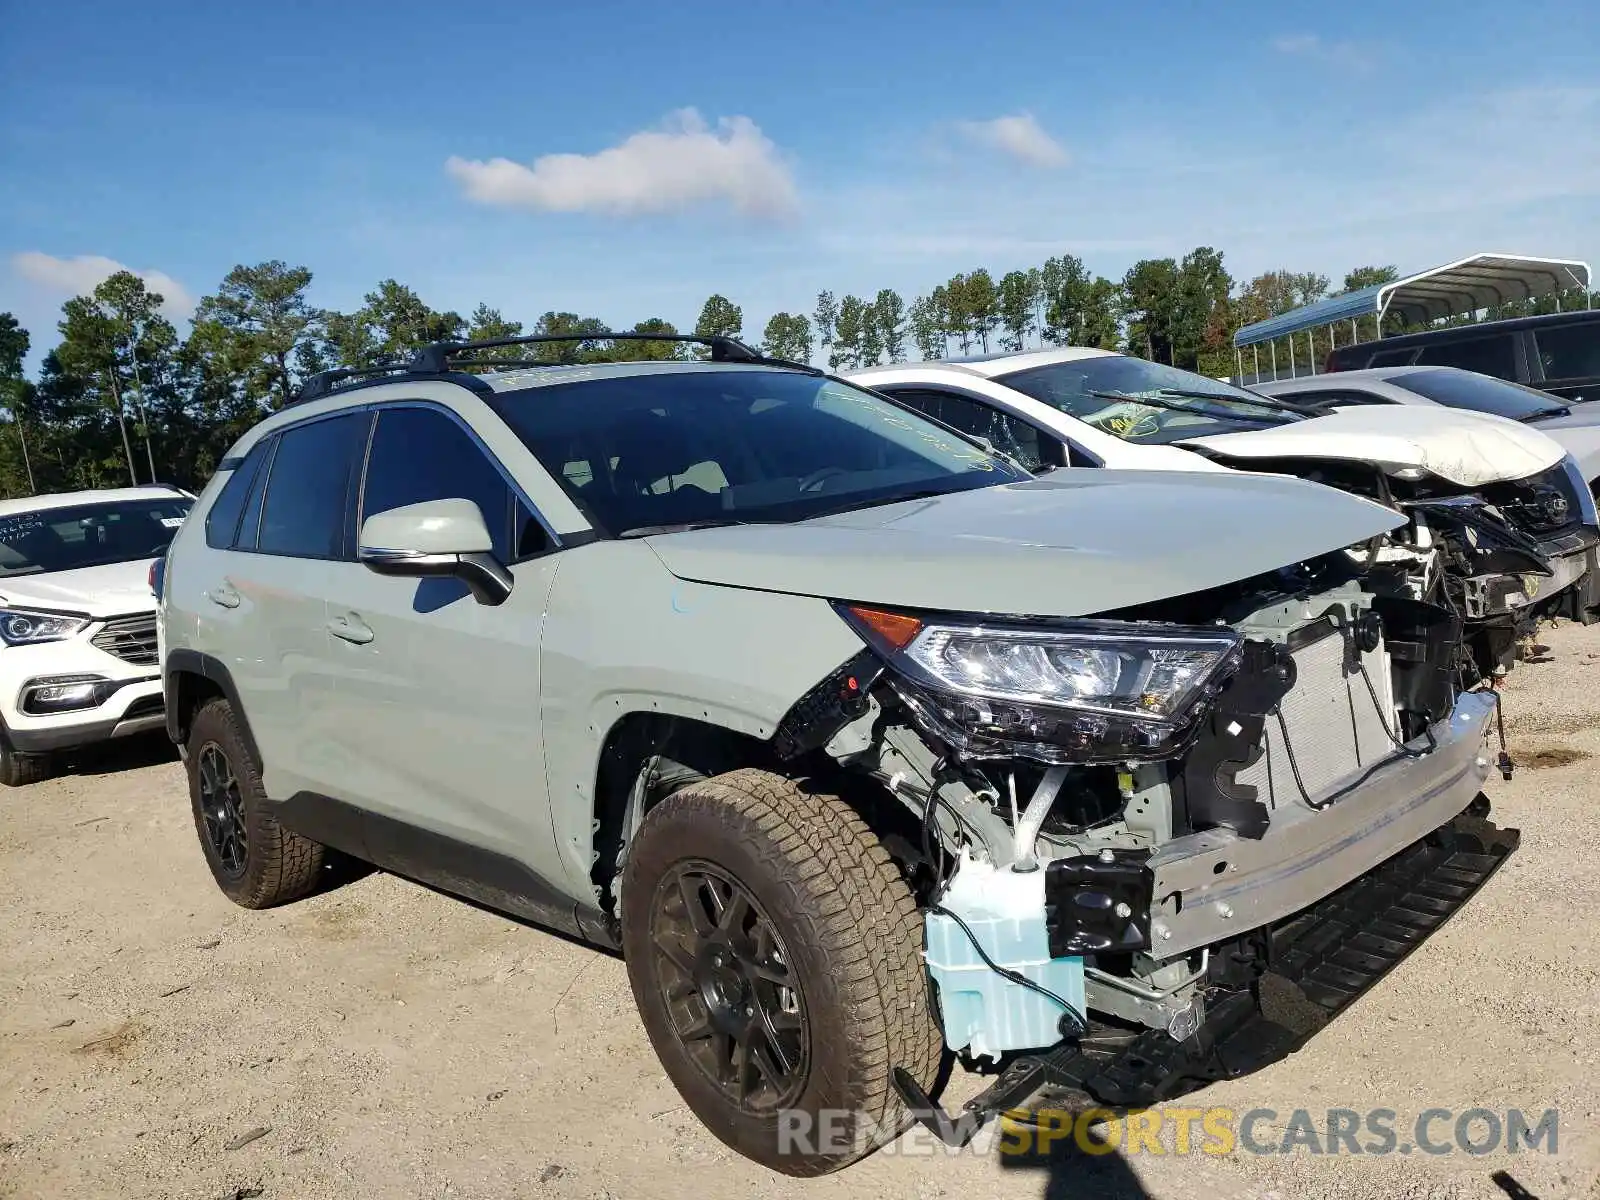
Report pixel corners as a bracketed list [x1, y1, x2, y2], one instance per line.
[628, 317, 688, 361]
[528, 312, 612, 363]
[1341, 265, 1399, 294]
[692, 294, 743, 358]
[908, 294, 946, 361]
[189, 261, 321, 410]
[1121, 258, 1180, 363]
[813, 291, 838, 351]
[831, 295, 869, 370]
[762, 312, 813, 363]
[322, 280, 465, 368]
[872, 290, 906, 364]
[997, 270, 1038, 351]
[1172, 247, 1233, 372]
[8, 246, 1565, 499]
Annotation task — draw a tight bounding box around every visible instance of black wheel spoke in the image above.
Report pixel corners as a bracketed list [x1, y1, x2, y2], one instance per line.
[678, 1011, 717, 1043]
[677, 874, 715, 937]
[648, 861, 809, 1114]
[197, 743, 248, 878]
[652, 930, 696, 979]
[718, 889, 752, 938]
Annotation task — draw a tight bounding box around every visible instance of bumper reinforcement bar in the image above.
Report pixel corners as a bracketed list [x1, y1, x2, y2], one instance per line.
[893, 805, 1519, 1146]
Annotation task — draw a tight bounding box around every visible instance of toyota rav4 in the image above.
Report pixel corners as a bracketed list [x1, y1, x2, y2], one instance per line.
[158, 335, 1519, 1175]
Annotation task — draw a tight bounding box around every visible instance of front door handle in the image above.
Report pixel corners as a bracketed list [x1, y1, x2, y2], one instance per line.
[209, 582, 241, 609]
[327, 613, 375, 645]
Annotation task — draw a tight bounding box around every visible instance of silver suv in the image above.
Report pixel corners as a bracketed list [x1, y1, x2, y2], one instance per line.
[159, 334, 1518, 1175]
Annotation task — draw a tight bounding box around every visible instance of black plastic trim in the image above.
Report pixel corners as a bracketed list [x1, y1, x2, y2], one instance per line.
[163, 649, 262, 766]
[274, 792, 611, 946]
[6, 708, 167, 753]
[1173, 639, 1298, 839]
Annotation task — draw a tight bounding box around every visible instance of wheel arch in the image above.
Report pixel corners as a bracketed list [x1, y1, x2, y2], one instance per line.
[164, 649, 261, 764]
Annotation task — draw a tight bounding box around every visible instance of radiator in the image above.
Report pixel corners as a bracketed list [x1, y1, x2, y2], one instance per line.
[1235, 627, 1399, 809]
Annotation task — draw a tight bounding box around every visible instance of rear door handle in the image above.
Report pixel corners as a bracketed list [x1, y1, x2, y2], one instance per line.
[209, 583, 241, 609]
[327, 613, 375, 645]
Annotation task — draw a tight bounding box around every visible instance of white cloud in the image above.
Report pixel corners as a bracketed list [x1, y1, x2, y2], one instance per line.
[9, 252, 196, 318]
[1271, 33, 1380, 72]
[446, 109, 798, 219]
[954, 114, 1069, 169]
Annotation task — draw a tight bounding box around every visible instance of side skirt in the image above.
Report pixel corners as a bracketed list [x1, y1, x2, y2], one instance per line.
[273, 792, 618, 950]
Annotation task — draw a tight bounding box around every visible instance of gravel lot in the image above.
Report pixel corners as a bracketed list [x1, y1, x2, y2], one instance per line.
[4, 623, 1600, 1200]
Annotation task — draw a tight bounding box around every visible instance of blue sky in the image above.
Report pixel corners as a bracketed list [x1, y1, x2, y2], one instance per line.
[3, 0, 1597, 367]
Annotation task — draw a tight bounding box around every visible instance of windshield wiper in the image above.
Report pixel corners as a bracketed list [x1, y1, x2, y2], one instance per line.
[1521, 408, 1570, 422]
[1086, 389, 1286, 422]
[1154, 387, 1315, 418]
[618, 518, 757, 538]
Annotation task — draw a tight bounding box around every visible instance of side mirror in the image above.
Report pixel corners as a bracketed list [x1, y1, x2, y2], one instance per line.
[357, 498, 514, 606]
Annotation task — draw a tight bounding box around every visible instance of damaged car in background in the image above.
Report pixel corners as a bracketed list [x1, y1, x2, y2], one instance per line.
[159, 336, 1522, 1177]
[851, 348, 1600, 687]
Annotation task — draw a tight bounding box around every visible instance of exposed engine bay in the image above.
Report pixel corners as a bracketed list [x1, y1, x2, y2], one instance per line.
[765, 533, 1529, 1129]
[1195, 451, 1600, 679]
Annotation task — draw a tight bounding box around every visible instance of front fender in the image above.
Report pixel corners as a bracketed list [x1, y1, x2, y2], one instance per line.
[538, 542, 865, 895]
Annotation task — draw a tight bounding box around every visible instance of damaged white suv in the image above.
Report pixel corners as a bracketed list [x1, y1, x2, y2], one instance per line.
[852, 349, 1600, 679]
[161, 336, 1520, 1175]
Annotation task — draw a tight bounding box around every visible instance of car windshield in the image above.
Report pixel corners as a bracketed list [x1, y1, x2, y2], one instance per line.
[489, 368, 1026, 536]
[1392, 369, 1569, 422]
[0, 497, 192, 577]
[997, 356, 1300, 444]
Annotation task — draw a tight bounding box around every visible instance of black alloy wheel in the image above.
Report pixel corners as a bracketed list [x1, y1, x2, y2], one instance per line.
[197, 741, 248, 878]
[647, 861, 809, 1113]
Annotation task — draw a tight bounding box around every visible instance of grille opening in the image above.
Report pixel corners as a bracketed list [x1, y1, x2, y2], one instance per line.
[91, 614, 158, 666]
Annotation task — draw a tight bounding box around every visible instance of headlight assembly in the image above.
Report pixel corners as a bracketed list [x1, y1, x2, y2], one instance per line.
[839, 604, 1242, 764]
[0, 608, 90, 646]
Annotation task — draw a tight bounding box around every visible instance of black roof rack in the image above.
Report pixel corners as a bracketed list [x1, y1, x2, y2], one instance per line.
[291, 332, 819, 405]
[409, 332, 817, 374]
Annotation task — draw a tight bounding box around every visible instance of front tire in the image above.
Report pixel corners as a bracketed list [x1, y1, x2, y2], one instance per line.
[0, 723, 55, 787]
[186, 698, 324, 907]
[620, 768, 941, 1176]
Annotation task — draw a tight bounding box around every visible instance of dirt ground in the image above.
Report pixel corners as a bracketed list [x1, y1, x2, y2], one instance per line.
[4, 625, 1600, 1200]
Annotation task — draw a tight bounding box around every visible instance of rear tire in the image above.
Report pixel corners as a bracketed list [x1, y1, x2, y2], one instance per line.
[620, 768, 941, 1176]
[0, 724, 55, 787]
[186, 698, 324, 908]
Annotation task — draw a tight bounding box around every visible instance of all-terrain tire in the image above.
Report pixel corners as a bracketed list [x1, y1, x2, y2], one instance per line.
[620, 767, 942, 1176]
[186, 698, 324, 908]
[0, 724, 54, 787]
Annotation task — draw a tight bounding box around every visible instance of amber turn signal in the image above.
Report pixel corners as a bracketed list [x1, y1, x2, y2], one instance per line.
[844, 605, 923, 652]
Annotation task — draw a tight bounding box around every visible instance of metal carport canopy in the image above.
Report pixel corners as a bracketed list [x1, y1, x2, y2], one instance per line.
[1233, 252, 1592, 348]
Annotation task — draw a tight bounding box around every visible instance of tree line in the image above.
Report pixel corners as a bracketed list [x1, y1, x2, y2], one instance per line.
[0, 251, 1591, 499]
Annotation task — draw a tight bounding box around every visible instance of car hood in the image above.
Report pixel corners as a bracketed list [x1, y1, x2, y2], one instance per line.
[644, 471, 1404, 618]
[1530, 406, 1600, 482]
[0, 559, 156, 618]
[1179, 405, 1566, 487]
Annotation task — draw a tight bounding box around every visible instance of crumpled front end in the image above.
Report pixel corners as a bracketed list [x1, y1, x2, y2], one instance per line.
[783, 551, 1520, 1133]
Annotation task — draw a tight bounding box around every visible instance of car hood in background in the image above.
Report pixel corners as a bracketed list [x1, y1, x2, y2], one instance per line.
[1179, 405, 1566, 487]
[0, 559, 156, 618]
[1528, 405, 1600, 483]
[645, 471, 1403, 618]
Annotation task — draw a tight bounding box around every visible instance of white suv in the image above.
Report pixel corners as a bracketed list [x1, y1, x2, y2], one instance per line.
[0, 485, 193, 785]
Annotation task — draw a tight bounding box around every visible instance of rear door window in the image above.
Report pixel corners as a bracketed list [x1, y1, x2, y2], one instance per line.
[1533, 322, 1600, 382]
[256, 413, 371, 559]
[1414, 334, 1517, 379]
[205, 440, 272, 550]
